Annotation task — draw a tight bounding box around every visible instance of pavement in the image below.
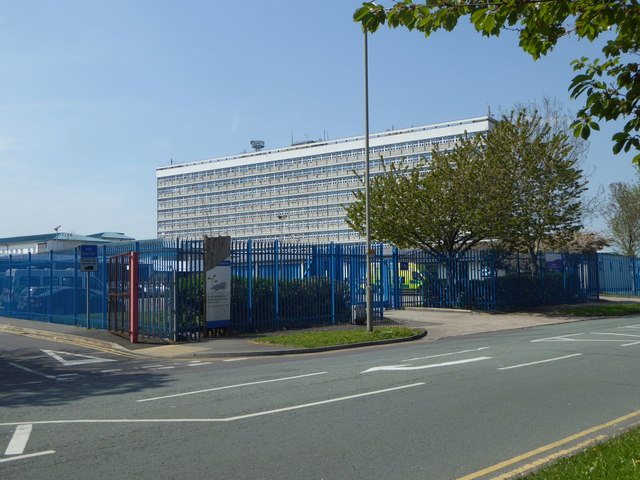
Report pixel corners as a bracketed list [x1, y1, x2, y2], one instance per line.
[0, 296, 637, 360]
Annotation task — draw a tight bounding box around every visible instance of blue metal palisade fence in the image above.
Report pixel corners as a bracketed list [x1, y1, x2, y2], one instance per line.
[393, 249, 599, 310]
[0, 239, 606, 340]
[598, 253, 640, 296]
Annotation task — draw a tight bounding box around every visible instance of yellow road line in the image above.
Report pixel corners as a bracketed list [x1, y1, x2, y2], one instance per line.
[0, 326, 147, 359]
[457, 410, 640, 480]
[489, 436, 607, 480]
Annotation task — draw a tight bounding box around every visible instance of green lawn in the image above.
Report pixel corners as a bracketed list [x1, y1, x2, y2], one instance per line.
[521, 426, 640, 479]
[252, 327, 421, 348]
[557, 303, 640, 316]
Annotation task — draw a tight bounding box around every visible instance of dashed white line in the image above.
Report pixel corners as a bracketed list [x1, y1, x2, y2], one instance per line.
[137, 372, 328, 403]
[100, 369, 123, 373]
[223, 358, 248, 362]
[187, 362, 212, 367]
[498, 353, 582, 371]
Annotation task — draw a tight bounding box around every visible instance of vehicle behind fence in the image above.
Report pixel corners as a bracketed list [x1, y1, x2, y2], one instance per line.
[0, 239, 604, 340]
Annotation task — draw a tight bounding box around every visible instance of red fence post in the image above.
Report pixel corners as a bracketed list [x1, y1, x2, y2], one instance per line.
[129, 251, 139, 343]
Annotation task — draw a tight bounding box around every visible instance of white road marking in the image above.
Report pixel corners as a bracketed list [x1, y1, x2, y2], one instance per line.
[403, 347, 490, 362]
[187, 362, 212, 366]
[223, 358, 248, 362]
[137, 371, 328, 403]
[100, 369, 123, 373]
[498, 353, 583, 371]
[5, 424, 32, 455]
[1, 383, 425, 426]
[140, 365, 165, 369]
[41, 350, 116, 366]
[8, 362, 57, 380]
[618, 324, 640, 329]
[150, 366, 175, 370]
[0, 450, 55, 463]
[361, 356, 492, 373]
[591, 332, 640, 339]
[531, 333, 585, 342]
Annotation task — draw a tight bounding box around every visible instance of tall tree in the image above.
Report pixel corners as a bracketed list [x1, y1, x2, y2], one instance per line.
[354, 1, 640, 163]
[605, 180, 640, 256]
[345, 134, 502, 256]
[487, 107, 588, 271]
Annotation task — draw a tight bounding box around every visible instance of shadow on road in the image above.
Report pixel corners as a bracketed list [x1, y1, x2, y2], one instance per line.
[0, 350, 173, 409]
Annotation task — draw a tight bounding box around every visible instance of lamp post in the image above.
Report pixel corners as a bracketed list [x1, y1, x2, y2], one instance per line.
[277, 214, 288, 243]
[364, 29, 373, 333]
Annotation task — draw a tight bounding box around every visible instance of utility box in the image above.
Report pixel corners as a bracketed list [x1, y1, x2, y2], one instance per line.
[352, 305, 366, 325]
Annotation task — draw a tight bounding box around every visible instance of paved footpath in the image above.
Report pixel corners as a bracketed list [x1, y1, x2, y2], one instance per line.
[0, 296, 635, 359]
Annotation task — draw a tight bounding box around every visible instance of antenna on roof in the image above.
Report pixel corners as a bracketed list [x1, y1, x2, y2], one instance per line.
[250, 140, 265, 152]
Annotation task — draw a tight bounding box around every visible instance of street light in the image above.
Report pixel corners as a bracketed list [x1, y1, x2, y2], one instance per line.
[363, 29, 373, 333]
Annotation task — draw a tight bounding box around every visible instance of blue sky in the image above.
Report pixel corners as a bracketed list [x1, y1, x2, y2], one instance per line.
[0, 1, 636, 240]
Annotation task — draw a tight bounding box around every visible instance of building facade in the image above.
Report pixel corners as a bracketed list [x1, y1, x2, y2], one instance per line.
[156, 116, 492, 242]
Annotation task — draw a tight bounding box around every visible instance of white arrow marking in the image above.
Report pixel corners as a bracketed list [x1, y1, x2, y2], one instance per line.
[5, 424, 32, 455]
[41, 350, 116, 366]
[361, 356, 492, 373]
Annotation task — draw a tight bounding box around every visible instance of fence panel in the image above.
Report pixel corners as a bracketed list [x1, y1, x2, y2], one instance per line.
[598, 253, 640, 296]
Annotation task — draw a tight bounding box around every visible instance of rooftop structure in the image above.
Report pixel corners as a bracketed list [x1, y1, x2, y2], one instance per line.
[0, 232, 135, 255]
[156, 116, 492, 242]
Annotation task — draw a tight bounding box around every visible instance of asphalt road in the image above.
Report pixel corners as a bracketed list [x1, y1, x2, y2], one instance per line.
[1, 316, 640, 479]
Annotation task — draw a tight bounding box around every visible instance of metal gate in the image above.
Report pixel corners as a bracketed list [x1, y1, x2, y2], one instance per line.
[107, 252, 138, 343]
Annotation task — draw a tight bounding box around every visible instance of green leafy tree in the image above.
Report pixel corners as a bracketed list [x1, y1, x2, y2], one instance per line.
[345, 134, 502, 257]
[354, 1, 640, 163]
[604, 180, 640, 256]
[487, 107, 588, 271]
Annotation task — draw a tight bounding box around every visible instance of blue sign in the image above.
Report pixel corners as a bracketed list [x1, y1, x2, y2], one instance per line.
[80, 245, 98, 258]
[79, 245, 98, 272]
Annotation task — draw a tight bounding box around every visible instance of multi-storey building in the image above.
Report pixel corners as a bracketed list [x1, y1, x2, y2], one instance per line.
[156, 116, 491, 242]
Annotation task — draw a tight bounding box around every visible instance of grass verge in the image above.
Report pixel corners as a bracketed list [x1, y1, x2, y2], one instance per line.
[252, 327, 421, 348]
[521, 426, 640, 479]
[557, 303, 640, 316]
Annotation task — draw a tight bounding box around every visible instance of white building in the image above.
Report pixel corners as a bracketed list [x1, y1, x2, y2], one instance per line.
[156, 116, 492, 242]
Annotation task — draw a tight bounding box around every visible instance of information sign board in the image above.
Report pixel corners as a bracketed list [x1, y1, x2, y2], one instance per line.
[79, 245, 98, 272]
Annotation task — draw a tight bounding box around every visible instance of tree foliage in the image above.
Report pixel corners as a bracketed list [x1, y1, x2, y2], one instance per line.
[344, 134, 501, 256]
[345, 105, 588, 263]
[487, 107, 588, 267]
[604, 180, 640, 256]
[354, 0, 640, 163]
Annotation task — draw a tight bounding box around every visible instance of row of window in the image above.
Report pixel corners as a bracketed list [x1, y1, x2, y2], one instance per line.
[156, 136, 452, 188]
[158, 204, 346, 227]
[158, 191, 353, 216]
[159, 227, 361, 242]
[157, 176, 364, 208]
[158, 216, 348, 234]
